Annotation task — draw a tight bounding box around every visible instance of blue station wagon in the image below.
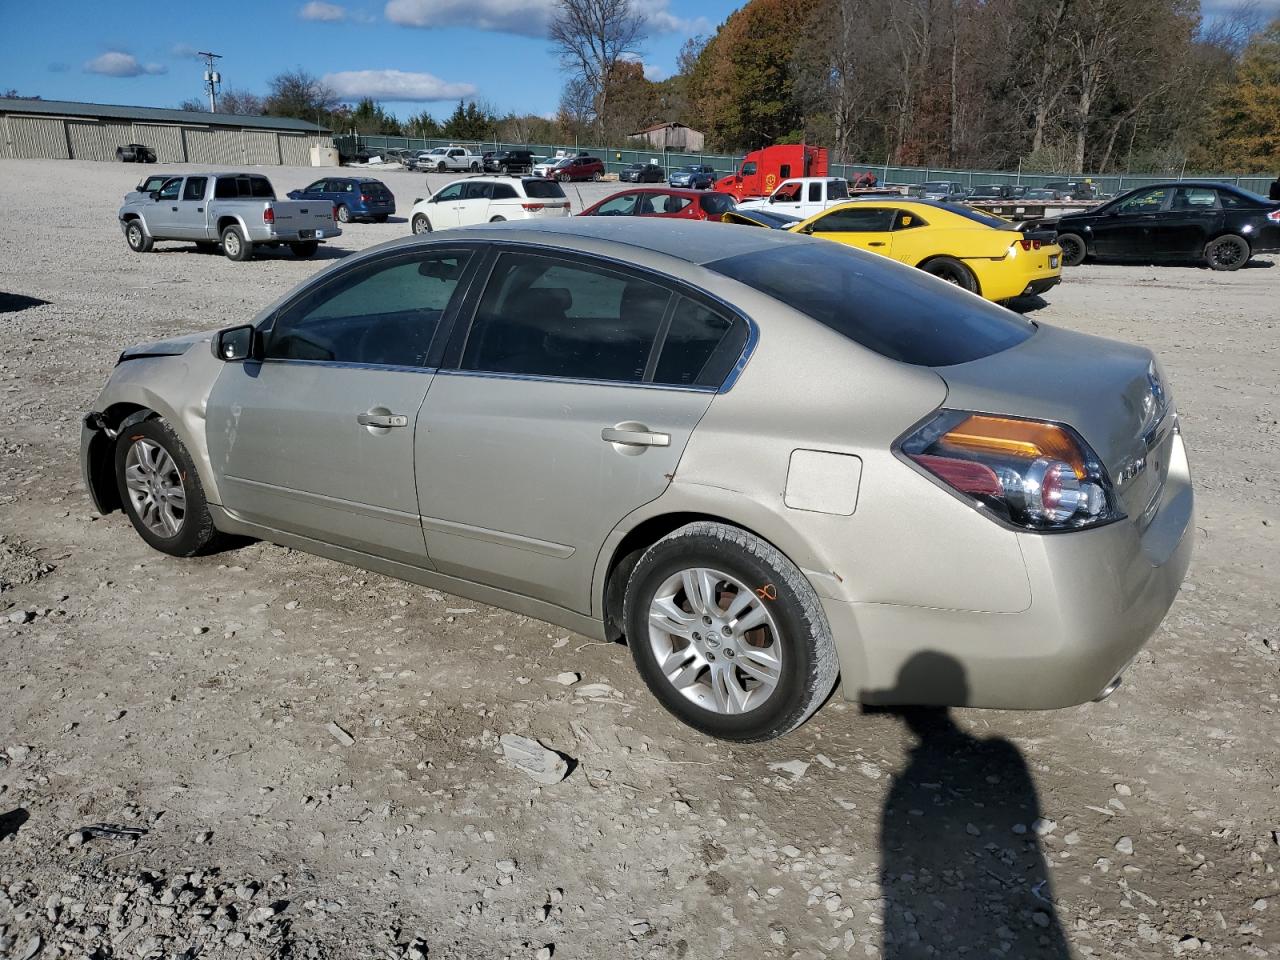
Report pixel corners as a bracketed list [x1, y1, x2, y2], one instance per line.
[287, 177, 395, 223]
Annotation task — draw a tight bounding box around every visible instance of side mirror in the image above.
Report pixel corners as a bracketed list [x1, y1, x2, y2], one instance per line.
[212, 324, 257, 362]
[287, 191, 300, 199]
[799, 224, 815, 235]
[149, 191, 161, 201]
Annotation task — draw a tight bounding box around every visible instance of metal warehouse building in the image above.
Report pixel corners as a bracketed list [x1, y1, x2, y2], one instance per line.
[0, 98, 330, 166]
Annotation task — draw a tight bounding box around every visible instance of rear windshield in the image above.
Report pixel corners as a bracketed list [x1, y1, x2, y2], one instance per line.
[946, 203, 1019, 230]
[699, 193, 736, 215]
[522, 179, 566, 199]
[708, 242, 1034, 367]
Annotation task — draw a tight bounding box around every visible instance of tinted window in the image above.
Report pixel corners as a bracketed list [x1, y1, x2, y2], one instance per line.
[491, 183, 518, 200]
[741, 161, 757, 176]
[157, 178, 181, 201]
[305, 180, 327, 192]
[182, 177, 207, 201]
[653, 298, 747, 388]
[699, 193, 736, 215]
[894, 209, 927, 230]
[267, 251, 472, 367]
[828, 180, 849, 200]
[461, 252, 671, 382]
[811, 207, 895, 232]
[808, 183, 822, 202]
[523, 179, 565, 199]
[463, 182, 493, 200]
[249, 177, 274, 198]
[708, 242, 1034, 367]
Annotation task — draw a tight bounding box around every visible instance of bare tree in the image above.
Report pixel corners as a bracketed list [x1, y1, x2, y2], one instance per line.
[549, 0, 647, 137]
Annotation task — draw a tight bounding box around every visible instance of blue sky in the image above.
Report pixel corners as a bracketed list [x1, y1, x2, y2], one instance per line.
[0, 0, 741, 120]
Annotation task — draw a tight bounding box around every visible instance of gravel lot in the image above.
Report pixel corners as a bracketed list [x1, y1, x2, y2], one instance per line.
[1, 158, 1277, 960]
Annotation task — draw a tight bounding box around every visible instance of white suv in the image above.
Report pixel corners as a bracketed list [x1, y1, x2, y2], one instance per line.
[409, 177, 572, 233]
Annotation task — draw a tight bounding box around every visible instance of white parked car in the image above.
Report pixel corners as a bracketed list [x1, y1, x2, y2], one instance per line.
[736, 177, 852, 219]
[409, 177, 572, 233]
[420, 146, 482, 173]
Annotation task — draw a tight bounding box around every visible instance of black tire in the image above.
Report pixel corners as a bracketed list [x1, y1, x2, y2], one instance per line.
[499, 164, 509, 175]
[921, 256, 978, 293]
[411, 214, 432, 235]
[623, 521, 839, 742]
[221, 225, 252, 262]
[114, 417, 220, 558]
[124, 220, 152, 253]
[290, 240, 319, 258]
[1205, 234, 1249, 271]
[489, 215, 506, 223]
[1057, 232, 1087, 267]
[335, 204, 351, 223]
[436, 161, 447, 173]
[194, 241, 218, 254]
[557, 172, 570, 182]
[592, 172, 602, 182]
[470, 161, 480, 172]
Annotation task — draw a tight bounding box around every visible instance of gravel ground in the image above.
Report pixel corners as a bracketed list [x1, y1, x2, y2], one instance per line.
[0, 158, 1277, 960]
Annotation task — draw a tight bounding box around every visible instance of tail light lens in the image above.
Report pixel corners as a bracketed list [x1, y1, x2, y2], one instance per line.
[332, 204, 339, 222]
[522, 202, 544, 211]
[1268, 209, 1280, 222]
[263, 207, 275, 225]
[1018, 238, 1042, 251]
[897, 410, 1122, 530]
[360, 193, 371, 202]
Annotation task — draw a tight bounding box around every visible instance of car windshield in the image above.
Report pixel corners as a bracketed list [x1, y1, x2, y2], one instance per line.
[708, 242, 1034, 367]
[1221, 185, 1272, 205]
[522, 179, 566, 199]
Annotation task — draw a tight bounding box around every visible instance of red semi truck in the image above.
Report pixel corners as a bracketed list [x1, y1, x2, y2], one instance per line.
[714, 144, 829, 201]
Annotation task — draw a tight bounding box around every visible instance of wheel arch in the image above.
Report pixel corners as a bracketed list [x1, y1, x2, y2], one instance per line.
[915, 254, 982, 295]
[83, 402, 153, 514]
[216, 215, 246, 238]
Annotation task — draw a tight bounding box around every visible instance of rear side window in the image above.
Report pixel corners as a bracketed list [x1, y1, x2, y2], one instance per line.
[653, 298, 748, 388]
[522, 179, 565, 199]
[214, 176, 275, 199]
[182, 177, 207, 201]
[491, 183, 518, 200]
[708, 242, 1034, 367]
[461, 252, 671, 383]
[463, 182, 493, 200]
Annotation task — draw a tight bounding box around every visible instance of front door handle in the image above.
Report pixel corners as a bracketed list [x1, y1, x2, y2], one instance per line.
[601, 425, 670, 447]
[357, 413, 408, 428]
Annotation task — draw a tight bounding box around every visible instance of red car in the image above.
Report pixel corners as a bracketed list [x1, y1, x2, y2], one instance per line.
[546, 155, 605, 182]
[579, 188, 738, 221]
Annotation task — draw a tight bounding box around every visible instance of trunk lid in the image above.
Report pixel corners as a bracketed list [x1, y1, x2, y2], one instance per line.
[937, 324, 1174, 530]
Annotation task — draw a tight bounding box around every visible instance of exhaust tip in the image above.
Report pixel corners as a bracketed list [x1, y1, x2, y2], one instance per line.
[1093, 675, 1123, 702]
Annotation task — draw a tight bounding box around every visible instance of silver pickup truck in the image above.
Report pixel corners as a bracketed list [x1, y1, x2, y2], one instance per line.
[118, 172, 341, 261]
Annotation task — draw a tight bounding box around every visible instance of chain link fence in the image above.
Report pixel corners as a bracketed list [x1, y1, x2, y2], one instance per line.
[334, 134, 1273, 196]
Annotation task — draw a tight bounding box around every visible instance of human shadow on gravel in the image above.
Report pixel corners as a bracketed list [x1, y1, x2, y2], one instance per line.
[0, 292, 51, 314]
[873, 653, 1071, 959]
[0, 807, 30, 841]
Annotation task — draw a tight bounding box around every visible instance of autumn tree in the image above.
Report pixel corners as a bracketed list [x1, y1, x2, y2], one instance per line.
[550, 0, 647, 137]
[1212, 18, 1280, 171]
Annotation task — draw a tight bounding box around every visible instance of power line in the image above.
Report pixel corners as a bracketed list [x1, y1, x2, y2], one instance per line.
[198, 51, 222, 113]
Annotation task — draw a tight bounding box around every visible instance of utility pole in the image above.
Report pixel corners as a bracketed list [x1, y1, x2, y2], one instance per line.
[198, 51, 222, 113]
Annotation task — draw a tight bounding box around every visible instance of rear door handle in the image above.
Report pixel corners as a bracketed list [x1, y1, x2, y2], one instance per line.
[357, 413, 408, 428]
[601, 425, 670, 447]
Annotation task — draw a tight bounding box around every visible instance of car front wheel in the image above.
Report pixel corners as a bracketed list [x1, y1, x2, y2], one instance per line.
[411, 214, 432, 235]
[1205, 234, 1250, 271]
[335, 204, 351, 223]
[115, 417, 220, 557]
[624, 522, 839, 742]
[124, 220, 152, 253]
[1057, 232, 1087, 267]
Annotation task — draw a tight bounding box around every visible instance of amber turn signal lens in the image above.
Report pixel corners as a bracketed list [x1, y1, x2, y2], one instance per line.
[941, 415, 1087, 478]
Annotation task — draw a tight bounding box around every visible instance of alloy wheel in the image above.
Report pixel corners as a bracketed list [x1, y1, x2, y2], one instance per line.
[123, 439, 187, 538]
[647, 566, 783, 715]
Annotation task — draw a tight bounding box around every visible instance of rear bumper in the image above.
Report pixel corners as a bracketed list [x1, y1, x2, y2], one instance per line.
[827, 432, 1194, 709]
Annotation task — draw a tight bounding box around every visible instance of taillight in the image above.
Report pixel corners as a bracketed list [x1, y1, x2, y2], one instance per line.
[332, 204, 339, 222]
[263, 207, 275, 225]
[1018, 238, 1042, 251]
[897, 411, 1121, 530]
[522, 202, 544, 211]
[1268, 209, 1280, 222]
[360, 194, 371, 202]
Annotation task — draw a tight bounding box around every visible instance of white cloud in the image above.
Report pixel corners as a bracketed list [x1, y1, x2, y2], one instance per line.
[84, 51, 167, 77]
[170, 43, 202, 59]
[384, 0, 702, 37]
[300, 1, 348, 21]
[323, 69, 477, 101]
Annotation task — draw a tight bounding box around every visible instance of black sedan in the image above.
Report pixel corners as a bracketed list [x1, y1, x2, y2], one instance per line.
[116, 143, 156, 163]
[1054, 181, 1280, 271]
[619, 163, 665, 184]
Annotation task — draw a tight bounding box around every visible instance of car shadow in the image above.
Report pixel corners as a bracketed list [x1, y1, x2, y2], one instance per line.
[152, 244, 353, 261]
[0, 807, 30, 841]
[0, 293, 51, 314]
[1081, 257, 1274, 270]
[866, 652, 1071, 959]
[1004, 294, 1050, 314]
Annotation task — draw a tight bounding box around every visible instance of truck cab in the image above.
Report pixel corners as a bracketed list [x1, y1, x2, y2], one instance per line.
[735, 177, 851, 218]
[714, 144, 829, 201]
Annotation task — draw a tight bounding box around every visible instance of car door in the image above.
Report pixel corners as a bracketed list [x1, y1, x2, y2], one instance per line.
[425, 182, 464, 228]
[1149, 186, 1223, 257]
[767, 180, 805, 217]
[453, 181, 494, 226]
[803, 205, 898, 256]
[173, 176, 210, 239]
[205, 247, 480, 565]
[147, 177, 185, 235]
[415, 249, 748, 613]
[1090, 186, 1171, 258]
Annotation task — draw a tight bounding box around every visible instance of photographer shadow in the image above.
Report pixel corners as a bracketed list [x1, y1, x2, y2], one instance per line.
[870, 652, 1072, 959]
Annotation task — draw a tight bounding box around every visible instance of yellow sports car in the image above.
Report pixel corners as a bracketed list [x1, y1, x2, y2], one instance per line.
[789, 199, 1062, 302]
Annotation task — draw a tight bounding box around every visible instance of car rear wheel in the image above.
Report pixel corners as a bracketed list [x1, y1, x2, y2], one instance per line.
[592, 172, 602, 182]
[221, 225, 252, 261]
[1057, 232, 1087, 267]
[290, 240, 319, 258]
[335, 204, 351, 223]
[124, 220, 152, 253]
[624, 521, 839, 742]
[411, 214, 432, 235]
[921, 256, 978, 293]
[115, 418, 220, 557]
[1205, 234, 1250, 271]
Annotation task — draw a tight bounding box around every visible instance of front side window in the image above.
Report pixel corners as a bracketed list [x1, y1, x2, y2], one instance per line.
[593, 193, 639, 216]
[772, 182, 802, 203]
[432, 183, 464, 203]
[811, 207, 896, 232]
[741, 161, 757, 176]
[157, 178, 181, 201]
[1115, 187, 1169, 214]
[182, 177, 207, 202]
[304, 180, 327, 193]
[267, 251, 473, 367]
[461, 252, 671, 383]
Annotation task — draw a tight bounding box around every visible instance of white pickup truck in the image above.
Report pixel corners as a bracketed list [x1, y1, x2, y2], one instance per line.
[735, 177, 852, 219]
[419, 146, 483, 173]
[118, 172, 340, 261]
